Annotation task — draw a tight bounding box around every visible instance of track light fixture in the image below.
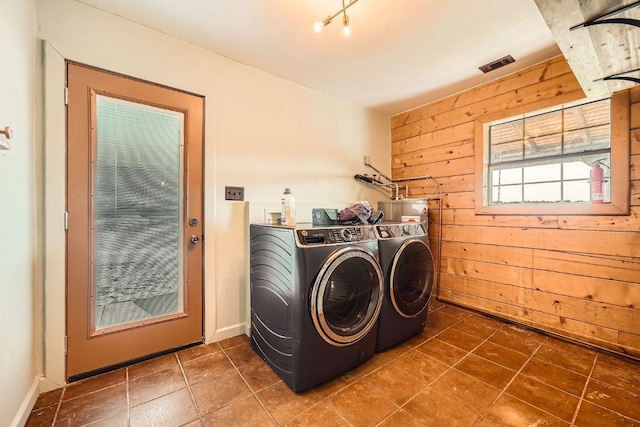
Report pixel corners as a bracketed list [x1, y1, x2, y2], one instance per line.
[313, 0, 359, 36]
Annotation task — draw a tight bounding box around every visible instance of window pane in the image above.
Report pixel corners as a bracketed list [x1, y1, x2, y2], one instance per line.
[490, 121, 523, 145]
[563, 160, 591, 180]
[525, 110, 561, 137]
[563, 180, 590, 202]
[485, 97, 612, 207]
[524, 134, 562, 159]
[524, 182, 561, 203]
[524, 163, 560, 183]
[491, 167, 522, 185]
[564, 125, 610, 154]
[563, 100, 610, 131]
[491, 140, 523, 163]
[491, 184, 522, 204]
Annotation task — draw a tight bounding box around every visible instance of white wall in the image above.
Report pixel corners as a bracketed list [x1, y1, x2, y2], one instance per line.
[0, 0, 38, 426]
[36, 0, 391, 387]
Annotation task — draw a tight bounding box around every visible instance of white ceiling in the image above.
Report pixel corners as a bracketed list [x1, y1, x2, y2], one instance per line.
[75, 0, 562, 117]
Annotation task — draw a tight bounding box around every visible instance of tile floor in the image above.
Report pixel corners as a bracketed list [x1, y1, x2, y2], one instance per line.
[26, 302, 640, 427]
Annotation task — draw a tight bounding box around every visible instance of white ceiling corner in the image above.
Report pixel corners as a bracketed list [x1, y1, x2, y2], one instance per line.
[74, 0, 562, 116]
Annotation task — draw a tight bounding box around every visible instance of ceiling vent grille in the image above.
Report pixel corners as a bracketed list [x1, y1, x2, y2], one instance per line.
[479, 55, 515, 74]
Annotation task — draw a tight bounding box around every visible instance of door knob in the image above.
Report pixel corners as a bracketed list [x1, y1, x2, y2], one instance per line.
[190, 235, 200, 244]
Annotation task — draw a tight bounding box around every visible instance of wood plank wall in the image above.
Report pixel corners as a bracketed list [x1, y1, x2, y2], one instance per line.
[390, 56, 640, 359]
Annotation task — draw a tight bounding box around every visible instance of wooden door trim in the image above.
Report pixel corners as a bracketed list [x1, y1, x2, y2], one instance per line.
[66, 61, 204, 378]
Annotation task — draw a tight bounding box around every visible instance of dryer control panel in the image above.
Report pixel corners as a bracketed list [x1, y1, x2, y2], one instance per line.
[296, 226, 376, 246]
[375, 223, 425, 239]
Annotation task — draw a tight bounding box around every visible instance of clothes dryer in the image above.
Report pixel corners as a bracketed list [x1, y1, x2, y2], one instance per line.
[374, 222, 435, 351]
[250, 224, 384, 392]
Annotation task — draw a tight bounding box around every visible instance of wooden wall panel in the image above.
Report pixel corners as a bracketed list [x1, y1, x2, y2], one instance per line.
[392, 139, 474, 169]
[440, 209, 558, 228]
[409, 174, 474, 195]
[392, 76, 583, 141]
[391, 56, 573, 129]
[392, 122, 474, 155]
[393, 156, 474, 180]
[392, 55, 640, 359]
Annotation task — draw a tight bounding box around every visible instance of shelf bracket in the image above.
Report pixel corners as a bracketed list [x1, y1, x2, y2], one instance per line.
[594, 67, 640, 85]
[570, 1, 640, 31]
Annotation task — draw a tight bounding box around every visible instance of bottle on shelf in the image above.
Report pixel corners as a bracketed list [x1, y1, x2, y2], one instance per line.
[281, 188, 296, 227]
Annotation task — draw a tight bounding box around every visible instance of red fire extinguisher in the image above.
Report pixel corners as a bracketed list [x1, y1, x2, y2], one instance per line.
[590, 162, 604, 204]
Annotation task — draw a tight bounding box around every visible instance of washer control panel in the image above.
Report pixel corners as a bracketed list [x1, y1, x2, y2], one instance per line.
[296, 225, 376, 246]
[375, 223, 425, 239]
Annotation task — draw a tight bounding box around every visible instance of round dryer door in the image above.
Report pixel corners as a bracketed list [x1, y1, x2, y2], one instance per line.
[390, 239, 435, 318]
[311, 246, 384, 346]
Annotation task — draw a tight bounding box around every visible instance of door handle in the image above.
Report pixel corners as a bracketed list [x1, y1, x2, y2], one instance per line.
[190, 235, 200, 244]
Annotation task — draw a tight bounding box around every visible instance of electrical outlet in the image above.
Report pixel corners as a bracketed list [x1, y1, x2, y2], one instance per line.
[225, 186, 244, 201]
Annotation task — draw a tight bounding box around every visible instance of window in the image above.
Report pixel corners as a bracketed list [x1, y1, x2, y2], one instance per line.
[475, 91, 630, 215]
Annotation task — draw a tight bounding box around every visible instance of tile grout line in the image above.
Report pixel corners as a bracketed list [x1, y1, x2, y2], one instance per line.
[570, 352, 598, 426]
[126, 367, 131, 427]
[461, 330, 598, 410]
[175, 351, 205, 424]
[330, 379, 403, 427]
[473, 335, 548, 425]
[440, 321, 524, 427]
[306, 310, 465, 427]
[374, 311, 490, 426]
[369, 304, 453, 425]
[477, 336, 590, 426]
[50, 386, 65, 426]
[220, 344, 280, 426]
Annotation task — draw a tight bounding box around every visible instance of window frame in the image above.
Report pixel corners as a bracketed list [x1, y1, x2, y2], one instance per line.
[474, 90, 630, 216]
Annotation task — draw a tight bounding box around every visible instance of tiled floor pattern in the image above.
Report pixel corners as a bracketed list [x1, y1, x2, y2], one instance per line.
[27, 302, 640, 426]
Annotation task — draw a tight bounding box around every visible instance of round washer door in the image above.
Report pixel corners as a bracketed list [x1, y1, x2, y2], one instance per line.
[390, 239, 435, 318]
[311, 246, 384, 347]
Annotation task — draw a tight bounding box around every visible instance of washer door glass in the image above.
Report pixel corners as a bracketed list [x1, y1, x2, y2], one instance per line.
[390, 239, 435, 318]
[311, 246, 383, 346]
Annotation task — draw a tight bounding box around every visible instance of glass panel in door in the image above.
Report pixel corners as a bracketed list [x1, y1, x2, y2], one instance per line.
[94, 96, 184, 330]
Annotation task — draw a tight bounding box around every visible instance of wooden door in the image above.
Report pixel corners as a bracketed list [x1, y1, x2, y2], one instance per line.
[66, 62, 204, 379]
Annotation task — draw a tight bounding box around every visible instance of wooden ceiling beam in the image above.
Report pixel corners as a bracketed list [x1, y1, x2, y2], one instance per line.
[534, 0, 640, 98]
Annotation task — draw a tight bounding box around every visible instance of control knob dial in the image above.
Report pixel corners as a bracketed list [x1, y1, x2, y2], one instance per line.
[340, 228, 353, 241]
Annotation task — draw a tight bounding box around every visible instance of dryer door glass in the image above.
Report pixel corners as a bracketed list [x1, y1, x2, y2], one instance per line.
[311, 247, 383, 346]
[390, 240, 435, 318]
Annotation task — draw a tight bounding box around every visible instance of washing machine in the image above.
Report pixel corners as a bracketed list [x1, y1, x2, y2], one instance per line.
[249, 223, 384, 392]
[374, 222, 435, 351]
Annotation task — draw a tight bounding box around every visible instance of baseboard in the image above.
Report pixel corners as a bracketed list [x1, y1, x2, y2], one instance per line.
[10, 376, 39, 427]
[38, 375, 65, 394]
[206, 323, 247, 343]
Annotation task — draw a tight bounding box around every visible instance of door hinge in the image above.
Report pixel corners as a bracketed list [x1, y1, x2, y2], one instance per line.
[64, 336, 67, 355]
[64, 211, 69, 230]
[64, 87, 69, 105]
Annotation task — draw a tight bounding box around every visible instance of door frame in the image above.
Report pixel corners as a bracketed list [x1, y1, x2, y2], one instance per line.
[41, 42, 215, 389]
[65, 62, 205, 379]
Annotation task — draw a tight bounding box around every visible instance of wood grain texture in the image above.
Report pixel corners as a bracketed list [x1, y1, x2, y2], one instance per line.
[396, 56, 640, 359]
[533, 0, 640, 99]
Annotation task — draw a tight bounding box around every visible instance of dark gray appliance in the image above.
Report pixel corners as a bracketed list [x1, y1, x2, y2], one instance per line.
[374, 222, 435, 351]
[249, 224, 384, 392]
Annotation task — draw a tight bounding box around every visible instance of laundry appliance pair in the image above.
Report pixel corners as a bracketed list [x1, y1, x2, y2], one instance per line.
[249, 222, 435, 392]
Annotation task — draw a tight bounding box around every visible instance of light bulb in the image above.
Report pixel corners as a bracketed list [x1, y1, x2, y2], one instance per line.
[313, 21, 324, 33]
[342, 15, 351, 36]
